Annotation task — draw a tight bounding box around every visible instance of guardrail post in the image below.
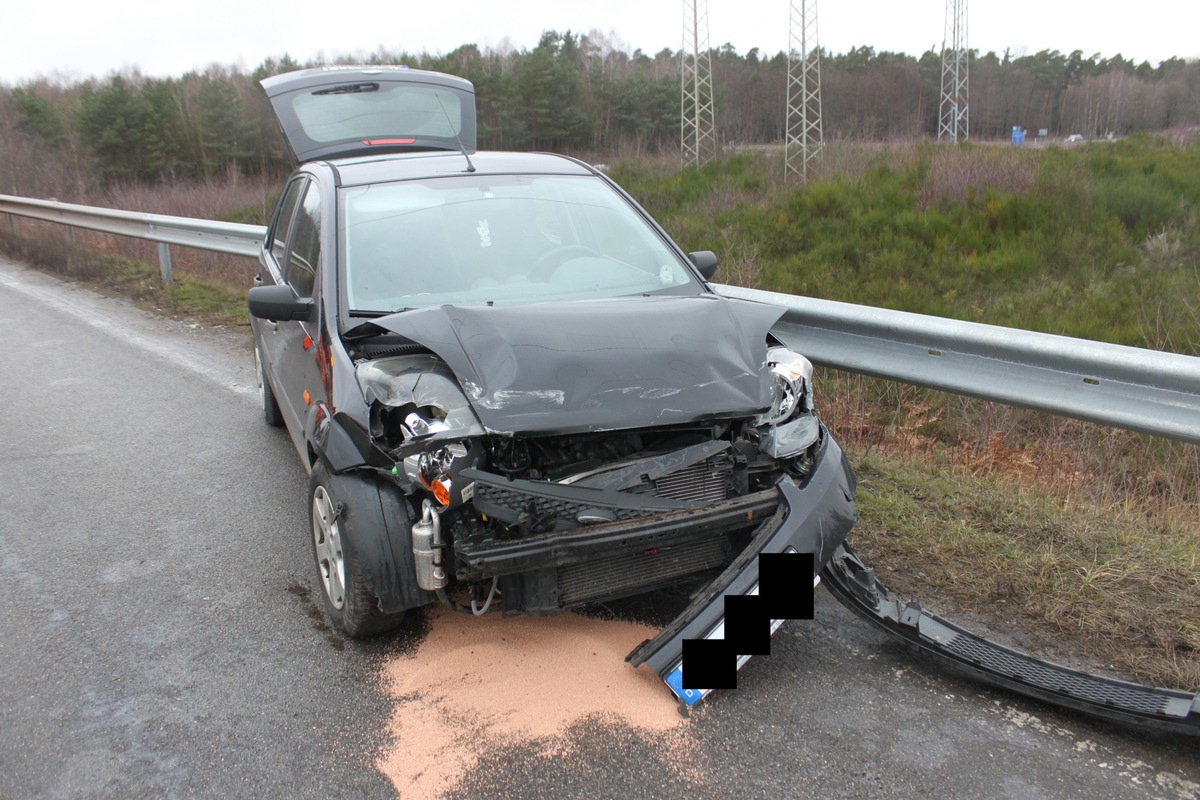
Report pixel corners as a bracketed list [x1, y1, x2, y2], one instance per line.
[4, 213, 13, 236]
[65, 225, 75, 246]
[157, 242, 173, 286]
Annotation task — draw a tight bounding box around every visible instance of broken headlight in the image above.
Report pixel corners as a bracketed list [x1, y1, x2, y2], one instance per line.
[357, 355, 486, 446]
[358, 355, 486, 507]
[757, 346, 814, 426]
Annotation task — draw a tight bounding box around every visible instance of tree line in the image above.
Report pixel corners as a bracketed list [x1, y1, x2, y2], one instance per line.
[2, 30, 1197, 198]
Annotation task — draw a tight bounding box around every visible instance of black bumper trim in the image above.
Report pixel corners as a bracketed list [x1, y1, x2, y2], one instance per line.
[626, 433, 857, 679]
[823, 543, 1200, 736]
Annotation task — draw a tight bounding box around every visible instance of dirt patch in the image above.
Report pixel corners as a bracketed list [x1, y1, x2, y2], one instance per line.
[376, 607, 693, 799]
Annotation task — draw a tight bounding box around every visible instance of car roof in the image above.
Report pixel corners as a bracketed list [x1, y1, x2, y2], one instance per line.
[326, 150, 598, 187]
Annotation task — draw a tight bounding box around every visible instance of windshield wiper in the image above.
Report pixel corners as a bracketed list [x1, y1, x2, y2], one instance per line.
[348, 308, 413, 318]
[313, 82, 379, 96]
[344, 315, 418, 339]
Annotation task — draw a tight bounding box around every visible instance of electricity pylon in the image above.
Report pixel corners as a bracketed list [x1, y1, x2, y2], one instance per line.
[938, 0, 969, 142]
[785, 0, 823, 180]
[681, 0, 716, 166]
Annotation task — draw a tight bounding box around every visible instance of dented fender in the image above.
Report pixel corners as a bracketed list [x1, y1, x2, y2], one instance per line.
[309, 408, 393, 474]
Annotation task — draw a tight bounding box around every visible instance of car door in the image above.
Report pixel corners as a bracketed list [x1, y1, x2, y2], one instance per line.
[272, 179, 328, 458]
[256, 176, 328, 457]
[256, 175, 305, 424]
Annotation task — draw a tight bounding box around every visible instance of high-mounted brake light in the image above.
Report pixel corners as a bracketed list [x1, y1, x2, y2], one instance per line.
[361, 138, 416, 146]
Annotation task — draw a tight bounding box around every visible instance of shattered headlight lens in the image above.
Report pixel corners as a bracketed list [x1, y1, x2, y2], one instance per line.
[358, 356, 486, 505]
[757, 346, 814, 426]
[357, 355, 485, 442]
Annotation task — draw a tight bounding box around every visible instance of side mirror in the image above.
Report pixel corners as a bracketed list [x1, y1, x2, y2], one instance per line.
[688, 250, 718, 280]
[248, 284, 314, 322]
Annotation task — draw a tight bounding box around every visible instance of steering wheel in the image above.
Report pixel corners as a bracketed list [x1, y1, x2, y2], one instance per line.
[529, 245, 600, 281]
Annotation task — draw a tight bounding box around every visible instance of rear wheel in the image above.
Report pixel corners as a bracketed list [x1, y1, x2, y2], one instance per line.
[255, 344, 285, 428]
[309, 463, 406, 637]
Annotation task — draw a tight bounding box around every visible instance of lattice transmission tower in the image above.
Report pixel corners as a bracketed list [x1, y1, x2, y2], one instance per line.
[938, 0, 969, 142]
[681, 0, 716, 166]
[785, 0, 823, 180]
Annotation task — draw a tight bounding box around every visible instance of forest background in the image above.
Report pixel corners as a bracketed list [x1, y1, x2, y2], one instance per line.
[3, 30, 1199, 196]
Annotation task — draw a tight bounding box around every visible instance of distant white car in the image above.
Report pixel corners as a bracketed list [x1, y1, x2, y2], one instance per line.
[1065, 134, 1084, 143]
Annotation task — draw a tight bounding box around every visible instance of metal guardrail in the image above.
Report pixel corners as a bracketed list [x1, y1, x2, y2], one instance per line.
[3, 193, 1197, 445]
[0, 194, 265, 284]
[717, 284, 1200, 446]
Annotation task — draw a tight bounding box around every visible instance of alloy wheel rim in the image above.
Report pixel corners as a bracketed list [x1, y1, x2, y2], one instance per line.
[312, 486, 346, 609]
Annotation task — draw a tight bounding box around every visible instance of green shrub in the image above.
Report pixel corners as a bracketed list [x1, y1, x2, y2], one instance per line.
[625, 137, 1200, 353]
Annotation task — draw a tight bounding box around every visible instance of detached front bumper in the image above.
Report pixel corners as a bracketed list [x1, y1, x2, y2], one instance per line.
[626, 433, 857, 707]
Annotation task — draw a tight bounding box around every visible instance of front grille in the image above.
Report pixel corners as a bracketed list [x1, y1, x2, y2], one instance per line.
[473, 481, 665, 527]
[648, 459, 730, 504]
[557, 535, 729, 605]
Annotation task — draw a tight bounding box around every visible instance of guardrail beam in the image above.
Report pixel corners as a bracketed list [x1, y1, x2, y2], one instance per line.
[0, 194, 265, 261]
[2, 191, 1196, 447]
[715, 284, 1200, 446]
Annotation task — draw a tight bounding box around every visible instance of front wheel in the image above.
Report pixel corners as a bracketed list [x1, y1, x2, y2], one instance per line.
[309, 463, 406, 637]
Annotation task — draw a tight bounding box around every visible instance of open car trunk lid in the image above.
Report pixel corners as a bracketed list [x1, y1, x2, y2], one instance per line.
[260, 66, 477, 165]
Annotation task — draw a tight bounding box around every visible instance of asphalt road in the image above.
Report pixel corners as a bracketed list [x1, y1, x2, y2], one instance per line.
[1, 259, 1197, 800]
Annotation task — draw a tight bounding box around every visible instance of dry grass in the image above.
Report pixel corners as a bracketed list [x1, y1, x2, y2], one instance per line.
[916, 143, 1040, 209]
[820, 369, 1200, 690]
[808, 139, 923, 187]
[94, 179, 274, 289]
[6, 180, 269, 292]
[0, 225, 249, 328]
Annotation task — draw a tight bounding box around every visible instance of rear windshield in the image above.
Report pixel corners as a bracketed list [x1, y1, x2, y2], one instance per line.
[291, 82, 466, 143]
[341, 174, 702, 314]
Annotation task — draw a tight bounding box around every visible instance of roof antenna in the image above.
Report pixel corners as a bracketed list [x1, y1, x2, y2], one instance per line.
[436, 92, 475, 173]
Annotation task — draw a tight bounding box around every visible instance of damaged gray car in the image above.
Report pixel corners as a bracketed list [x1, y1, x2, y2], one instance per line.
[248, 66, 856, 705]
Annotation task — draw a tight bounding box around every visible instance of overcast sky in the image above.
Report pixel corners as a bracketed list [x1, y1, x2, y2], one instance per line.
[3, 0, 1196, 84]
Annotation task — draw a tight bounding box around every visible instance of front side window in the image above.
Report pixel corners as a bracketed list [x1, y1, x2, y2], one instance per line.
[341, 174, 701, 314]
[287, 183, 321, 299]
[269, 178, 305, 268]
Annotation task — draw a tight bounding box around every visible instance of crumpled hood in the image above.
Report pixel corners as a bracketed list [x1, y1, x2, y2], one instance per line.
[367, 294, 785, 435]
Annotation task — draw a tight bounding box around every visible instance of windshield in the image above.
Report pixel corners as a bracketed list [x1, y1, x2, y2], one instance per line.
[340, 174, 702, 313]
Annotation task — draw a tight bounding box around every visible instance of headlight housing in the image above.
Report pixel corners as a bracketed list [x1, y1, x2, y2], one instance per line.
[358, 354, 486, 507]
[357, 355, 485, 445]
[757, 346, 814, 426]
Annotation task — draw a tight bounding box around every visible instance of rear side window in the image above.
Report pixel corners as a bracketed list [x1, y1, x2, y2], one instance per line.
[287, 183, 321, 299]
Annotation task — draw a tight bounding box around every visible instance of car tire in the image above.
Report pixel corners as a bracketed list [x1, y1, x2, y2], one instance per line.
[255, 345, 285, 428]
[309, 462, 406, 637]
